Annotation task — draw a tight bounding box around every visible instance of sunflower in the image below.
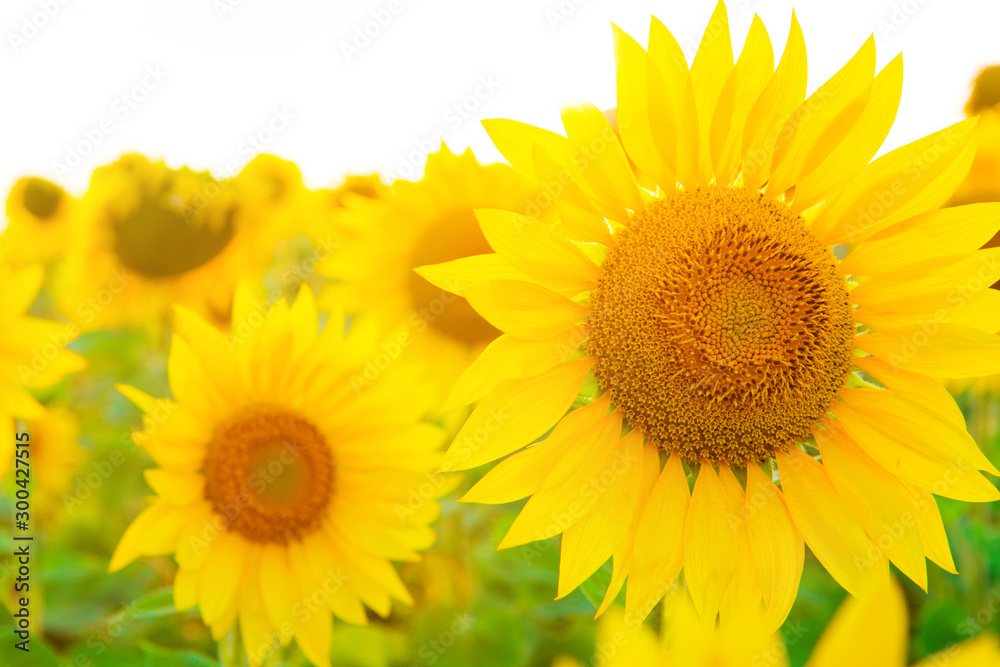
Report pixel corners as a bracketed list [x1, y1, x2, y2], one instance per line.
[56, 154, 278, 331]
[419, 2, 1000, 630]
[1, 176, 74, 265]
[108, 283, 446, 667]
[0, 264, 86, 480]
[949, 66, 1000, 207]
[553, 578, 1000, 667]
[237, 154, 311, 236]
[19, 406, 83, 518]
[319, 145, 548, 412]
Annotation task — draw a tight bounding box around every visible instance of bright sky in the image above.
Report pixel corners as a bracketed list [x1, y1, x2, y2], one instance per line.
[1, 0, 998, 200]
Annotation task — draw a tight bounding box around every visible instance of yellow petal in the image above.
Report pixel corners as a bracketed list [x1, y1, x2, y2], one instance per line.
[475, 208, 602, 293]
[741, 11, 807, 191]
[259, 545, 300, 634]
[613, 23, 672, 186]
[854, 355, 964, 431]
[199, 531, 248, 624]
[856, 322, 1000, 379]
[840, 203, 1000, 276]
[913, 633, 1000, 667]
[441, 356, 592, 471]
[811, 117, 979, 245]
[595, 442, 660, 618]
[718, 466, 763, 626]
[557, 429, 644, 598]
[174, 566, 198, 612]
[414, 254, 531, 297]
[840, 386, 997, 474]
[777, 447, 886, 597]
[482, 118, 573, 182]
[792, 54, 903, 213]
[442, 327, 586, 413]
[710, 15, 773, 186]
[498, 404, 621, 549]
[625, 453, 689, 620]
[815, 422, 927, 590]
[689, 1, 733, 185]
[143, 469, 205, 505]
[560, 103, 642, 217]
[805, 578, 907, 667]
[464, 279, 589, 340]
[851, 248, 1000, 313]
[768, 36, 876, 197]
[832, 401, 1000, 502]
[683, 465, 738, 622]
[745, 464, 803, 632]
[905, 484, 957, 574]
[647, 16, 699, 185]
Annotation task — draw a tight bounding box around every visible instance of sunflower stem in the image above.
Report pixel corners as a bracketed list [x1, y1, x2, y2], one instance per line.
[218, 628, 249, 667]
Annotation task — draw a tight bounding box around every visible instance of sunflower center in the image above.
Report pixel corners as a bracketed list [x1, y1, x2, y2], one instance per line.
[202, 406, 334, 544]
[587, 188, 854, 467]
[967, 65, 1000, 114]
[408, 208, 501, 344]
[23, 178, 64, 220]
[112, 180, 235, 278]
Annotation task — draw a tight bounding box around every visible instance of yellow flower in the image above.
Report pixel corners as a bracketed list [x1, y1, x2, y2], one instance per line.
[319, 145, 547, 411]
[0, 264, 86, 479]
[2, 176, 74, 265]
[237, 154, 311, 236]
[109, 284, 446, 667]
[421, 2, 1000, 630]
[949, 66, 1000, 207]
[19, 406, 84, 518]
[554, 578, 1000, 667]
[56, 154, 277, 330]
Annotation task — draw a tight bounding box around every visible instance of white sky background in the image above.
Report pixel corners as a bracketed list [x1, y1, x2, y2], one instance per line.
[1, 0, 998, 200]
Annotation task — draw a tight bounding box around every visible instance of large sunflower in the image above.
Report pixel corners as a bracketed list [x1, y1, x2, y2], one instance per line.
[2, 176, 74, 265]
[420, 3, 1000, 630]
[108, 284, 446, 667]
[56, 154, 277, 331]
[0, 264, 86, 479]
[554, 578, 1000, 667]
[319, 145, 547, 411]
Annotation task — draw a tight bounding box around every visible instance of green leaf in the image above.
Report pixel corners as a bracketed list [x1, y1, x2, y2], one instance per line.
[138, 640, 217, 667]
[129, 587, 180, 621]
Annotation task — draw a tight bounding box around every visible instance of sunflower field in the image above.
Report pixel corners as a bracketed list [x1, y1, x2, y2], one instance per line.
[2, 1, 1000, 666]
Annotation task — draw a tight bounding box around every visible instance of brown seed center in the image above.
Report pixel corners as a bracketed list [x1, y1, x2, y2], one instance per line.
[202, 406, 334, 544]
[586, 188, 855, 467]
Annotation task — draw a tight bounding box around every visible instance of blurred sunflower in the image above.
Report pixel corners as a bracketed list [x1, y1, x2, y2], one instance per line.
[237, 154, 311, 236]
[421, 3, 1000, 629]
[109, 283, 447, 667]
[945, 66, 1000, 395]
[949, 66, 1000, 207]
[319, 145, 547, 412]
[0, 264, 86, 479]
[20, 405, 83, 518]
[56, 154, 277, 331]
[1, 176, 74, 265]
[554, 578, 1000, 667]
